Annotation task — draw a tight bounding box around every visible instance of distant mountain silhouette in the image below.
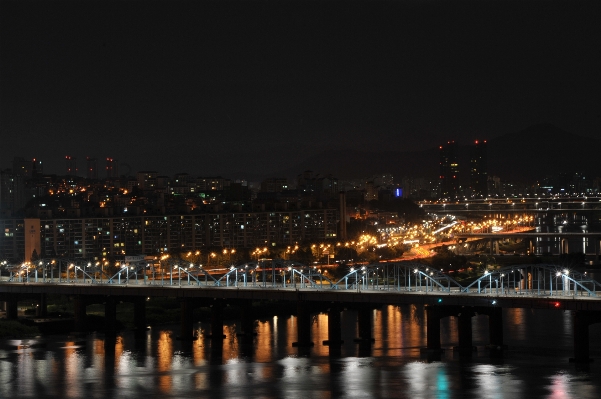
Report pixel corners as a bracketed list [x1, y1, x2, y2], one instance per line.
[488, 124, 600, 181]
[277, 148, 438, 181]
[275, 124, 600, 183]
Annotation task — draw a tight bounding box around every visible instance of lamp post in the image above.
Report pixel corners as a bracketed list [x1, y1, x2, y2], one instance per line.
[85, 262, 91, 284]
[207, 252, 216, 268]
[101, 261, 106, 283]
[94, 262, 99, 282]
[223, 248, 236, 265]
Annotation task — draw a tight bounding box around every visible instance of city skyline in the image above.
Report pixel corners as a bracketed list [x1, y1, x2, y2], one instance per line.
[1, 1, 601, 394]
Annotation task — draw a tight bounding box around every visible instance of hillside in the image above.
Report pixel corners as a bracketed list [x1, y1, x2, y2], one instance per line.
[273, 124, 600, 183]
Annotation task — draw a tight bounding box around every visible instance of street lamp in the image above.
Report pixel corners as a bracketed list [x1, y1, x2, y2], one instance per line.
[86, 262, 91, 284]
[208, 252, 216, 268]
[50, 260, 56, 282]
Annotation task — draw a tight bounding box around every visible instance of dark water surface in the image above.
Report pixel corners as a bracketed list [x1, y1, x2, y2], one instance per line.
[1, 306, 601, 398]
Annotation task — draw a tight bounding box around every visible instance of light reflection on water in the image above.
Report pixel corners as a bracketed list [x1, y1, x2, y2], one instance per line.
[0, 307, 600, 398]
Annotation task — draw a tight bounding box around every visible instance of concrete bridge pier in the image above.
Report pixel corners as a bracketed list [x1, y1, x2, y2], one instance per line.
[178, 298, 195, 340]
[487, 307, 505, 355]
[292, 301, 313, 347]
[323, 304, 343, 346]
[73, 295, 87, 333]
[570, 310, 601, 363]
[354, 305, 374, 343]
[424, 306, 502, 358]
[454, 310, 475, 355]
[5, 296, 18, 320]
[37, 293, 47, 317]
[133, 297, 146, 335]
[104, 296, 117, 334]
[421, 305, 443, 360]
[237, 300, 256, 338]
[104, 331, 117, 364]
[210, 298, 225, 340]
[236, 300, 255, 358]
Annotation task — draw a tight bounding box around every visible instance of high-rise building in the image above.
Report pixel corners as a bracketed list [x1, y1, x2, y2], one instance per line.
[86, 157, 98, 179]
[65, 156, 77, 176]
[32, 158, 43, 177]
[15, 209, 338, 259]
[470, 140, 488, 197]
[106, 158, 119, 179]
[137, 171, 158, 190]
[12, 157, 43, 179]
[0, 170, 25, 215]
[260, 178, 288, 192]
[12, 157, 33, 178]
[439, 141, 459, 198]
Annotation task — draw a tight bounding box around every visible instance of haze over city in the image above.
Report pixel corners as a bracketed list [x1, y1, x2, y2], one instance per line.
[1, 0, 599, 177]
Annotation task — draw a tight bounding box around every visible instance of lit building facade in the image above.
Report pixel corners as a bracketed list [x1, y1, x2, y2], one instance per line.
[0, 209, 338, 260]
[106, 158, 118, 179]
[86, 157, 98, 179]
[470, 140, 488, 197]
[439, 141, 459, 198]
[65, 156, 77, 176]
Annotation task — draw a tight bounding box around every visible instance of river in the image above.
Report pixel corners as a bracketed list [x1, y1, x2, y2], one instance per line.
[1, 305, 601, 398]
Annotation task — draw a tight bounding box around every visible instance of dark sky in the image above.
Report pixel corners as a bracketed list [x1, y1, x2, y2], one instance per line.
[1, 0, 599, 178]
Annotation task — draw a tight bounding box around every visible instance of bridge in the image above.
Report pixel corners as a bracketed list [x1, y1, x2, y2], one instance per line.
[452, 231, 601, 258]
[420, 197, 601, 213]
[2, 259, 601, 362]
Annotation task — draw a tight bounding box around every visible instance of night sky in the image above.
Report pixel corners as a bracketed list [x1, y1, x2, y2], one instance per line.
[1, 0, 599, 178]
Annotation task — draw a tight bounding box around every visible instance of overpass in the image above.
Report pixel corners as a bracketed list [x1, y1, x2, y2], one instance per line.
[454, 232, 601, 258]
[420, 197, 601, 213]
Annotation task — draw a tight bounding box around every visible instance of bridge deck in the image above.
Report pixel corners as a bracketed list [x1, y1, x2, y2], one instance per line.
[2, 282, 600, 311]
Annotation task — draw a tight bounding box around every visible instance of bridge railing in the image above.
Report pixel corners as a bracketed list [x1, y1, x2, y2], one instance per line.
[1, 259, 600, 298]
[460, 264, 600, 297]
